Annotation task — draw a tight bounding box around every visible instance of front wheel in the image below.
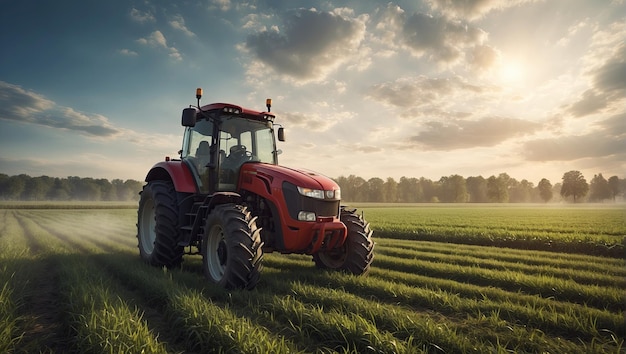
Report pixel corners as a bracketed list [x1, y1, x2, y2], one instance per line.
[202, 204, 264, 290]
[313, 207, 375, 275]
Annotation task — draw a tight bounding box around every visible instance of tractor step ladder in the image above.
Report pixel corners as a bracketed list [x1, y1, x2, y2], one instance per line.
[179, 201, 207, 247]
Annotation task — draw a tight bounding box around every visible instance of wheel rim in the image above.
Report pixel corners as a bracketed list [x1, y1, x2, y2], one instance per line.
[139, 199, 156, 254]
[206, 224, 227, 281]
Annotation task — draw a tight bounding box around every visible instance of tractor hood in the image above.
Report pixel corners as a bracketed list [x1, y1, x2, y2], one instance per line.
[241, 163, 339, 192]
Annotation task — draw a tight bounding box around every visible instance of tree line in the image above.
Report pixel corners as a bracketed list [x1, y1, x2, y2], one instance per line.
[1, 170, 623, 203]
[334, 171, 625, 203]
[0, 174, 144, 201]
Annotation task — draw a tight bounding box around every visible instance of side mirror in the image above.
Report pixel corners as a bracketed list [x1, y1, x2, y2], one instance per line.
[277, 127, 285, 142]
[182, 108, 197, 127]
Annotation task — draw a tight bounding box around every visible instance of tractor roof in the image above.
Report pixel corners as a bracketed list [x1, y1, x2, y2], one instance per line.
[200, 103, 274, 119]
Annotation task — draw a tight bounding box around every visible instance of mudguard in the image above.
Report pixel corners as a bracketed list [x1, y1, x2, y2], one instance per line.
[145, 161, 197, 193]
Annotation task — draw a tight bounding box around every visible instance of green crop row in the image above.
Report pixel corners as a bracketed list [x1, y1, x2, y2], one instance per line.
[57, 256, 168, 353]
[362, 206, 626, 257]
[376, 238, 626, 275]
[374, 247, 625, 301]
[359, 205, 626, 235]
[259, 254, 624, 344]
[0, 211, 42, 353]
[1, 210, 168, 353]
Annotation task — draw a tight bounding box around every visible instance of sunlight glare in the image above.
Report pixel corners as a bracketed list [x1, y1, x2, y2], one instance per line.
[499, 61, 524, 83]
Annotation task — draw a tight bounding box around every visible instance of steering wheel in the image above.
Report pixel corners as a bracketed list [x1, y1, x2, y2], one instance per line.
[230, 145, 252, 159]
[230, 145, 244, 155]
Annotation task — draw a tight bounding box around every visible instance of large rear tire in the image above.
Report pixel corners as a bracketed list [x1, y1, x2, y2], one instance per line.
[202, 204, 264, 290]
[313, 207, 374, 275]
[137, 180, 183, 268]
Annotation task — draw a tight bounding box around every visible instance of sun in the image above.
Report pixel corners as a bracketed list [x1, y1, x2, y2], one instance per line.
[498, 61, 525, 83]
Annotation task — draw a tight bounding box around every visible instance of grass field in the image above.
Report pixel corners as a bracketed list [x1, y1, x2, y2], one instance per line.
[1, 204, 624, 353]
[361, 203, 625, 257]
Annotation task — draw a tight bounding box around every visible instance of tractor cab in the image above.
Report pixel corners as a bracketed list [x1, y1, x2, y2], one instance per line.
[180, 93, 284, 194]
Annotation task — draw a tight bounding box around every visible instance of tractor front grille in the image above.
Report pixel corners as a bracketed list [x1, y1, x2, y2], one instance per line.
[282, 182, 340, 220]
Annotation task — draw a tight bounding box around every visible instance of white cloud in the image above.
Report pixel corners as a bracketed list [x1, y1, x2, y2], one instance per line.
[408, 116, 541, 150]
[563, 20, 626, 118]
[0, 81, 121, 138]
[138, 30, 166, 47]
[243, 8, 367, 82]
[468, 44, 500, 73]
[118, 48, 138, 56]
[339, 143, 383, 153]
[523, 131, 626, 162]
[372, 4, 491, 68]
[210, 0, 231, 11]
[280, 110, 350, 132]
[0, 82, 183, 148]
[169, 15, 196, 37]
[130, 8, 155, 24]
[425, 0, 540, 21]
[403, 13, 486, 63]
[556, 19, 591, 47]
[366, 75, 489, 112]
[137, 30, 183, 61]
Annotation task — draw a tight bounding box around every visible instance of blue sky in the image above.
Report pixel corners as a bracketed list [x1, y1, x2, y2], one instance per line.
[1, 0, 624, 185]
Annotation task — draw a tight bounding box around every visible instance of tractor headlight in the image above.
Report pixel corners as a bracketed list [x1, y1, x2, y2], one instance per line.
[326, 189, 340, 200]
[298, 211, 316, 221]
[297, 187, 340, 200]
[297, 187, 325, 199]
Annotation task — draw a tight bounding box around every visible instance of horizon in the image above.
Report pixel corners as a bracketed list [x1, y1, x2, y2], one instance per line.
[1, 1, 624, 184]
[1, 169, 622, 189]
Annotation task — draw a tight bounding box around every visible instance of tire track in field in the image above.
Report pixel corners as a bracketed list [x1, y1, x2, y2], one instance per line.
[9, 213, 73, 352]
[0, 210, 8, 239]
[13, 212, 45, 254]
[26, 213, 109, 255]
[25, 213, 189, 352]
[18, 256, 69, 352]
[29, 210, 137, 254]
[22, 214, 183, 353]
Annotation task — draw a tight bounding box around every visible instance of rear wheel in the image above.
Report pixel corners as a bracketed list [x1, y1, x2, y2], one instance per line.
[202, 204, 264, 289]
[137, 180, 183, 267]
[313, 207, 374, 275]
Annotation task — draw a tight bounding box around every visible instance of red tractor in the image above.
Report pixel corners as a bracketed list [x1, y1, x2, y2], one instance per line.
[137, 89, 374, 289]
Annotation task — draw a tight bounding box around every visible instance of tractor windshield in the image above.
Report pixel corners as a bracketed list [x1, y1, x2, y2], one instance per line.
[217, 116, 277, 191]
[220, 117, 276, 165]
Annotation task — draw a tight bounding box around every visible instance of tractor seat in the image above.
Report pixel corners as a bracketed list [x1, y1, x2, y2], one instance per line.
[195, 141, 211, 171]
[196, 141, 210, 157]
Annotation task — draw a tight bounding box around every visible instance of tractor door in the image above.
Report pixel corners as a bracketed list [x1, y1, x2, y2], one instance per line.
[181, 119, 215, 193]
[216, 116, 278, 191]
[217, 126, 252, 191]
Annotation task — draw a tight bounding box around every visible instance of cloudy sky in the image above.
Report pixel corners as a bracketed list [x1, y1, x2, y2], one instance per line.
[1, 0, 624, 185]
